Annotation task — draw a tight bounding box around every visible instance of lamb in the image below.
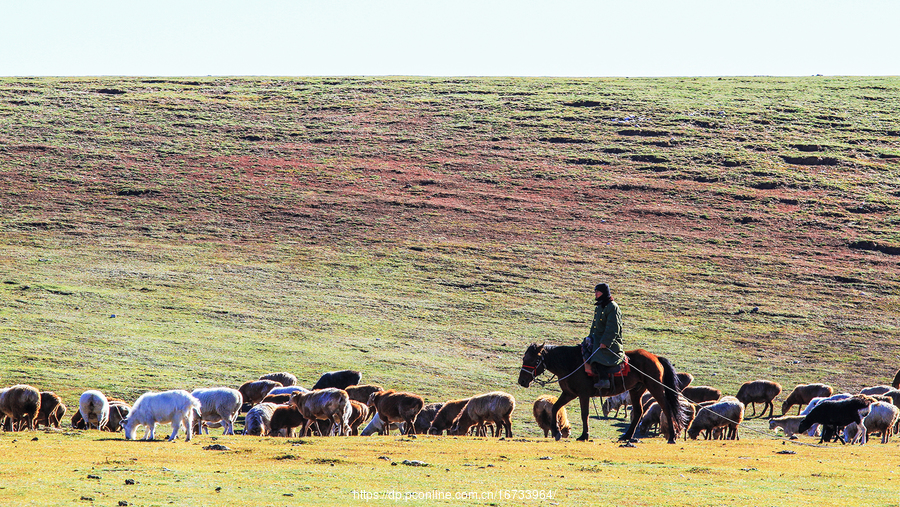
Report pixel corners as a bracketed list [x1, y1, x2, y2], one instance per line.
[289, 388, 352, 437]
[0, 385, 41, 431]
[781, 383, 833, 415]
[36, 391, 66, 429]
[601, 391, 631, 419]
[797, 394, 876, 444]
[680, 386, 722, 404]
[121, 390, 201, 442]
[269, 405, 308, 437]
[191, 387, 243, 435]
[367, 390, 424, 436]
[360, 412, 400, 436]
[78, 390, 110, 431]
[238, 379, 282, 408]
[243, 402, 279, 436]
[768, 415, 806, 438]
[312, 370, 362, 391]
[427, 398, 470, 435]
[449, 391, 515, 438]
[735, 379, 782, 418]
[259, 372, 298, 387]
[637, 401, 661, 436]
[533, 395, 570, 439]
[843, 401, 900, 444]
[688, 396, 744, 440]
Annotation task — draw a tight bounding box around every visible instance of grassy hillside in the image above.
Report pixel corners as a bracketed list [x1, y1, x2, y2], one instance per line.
[1, 76, 898, 426]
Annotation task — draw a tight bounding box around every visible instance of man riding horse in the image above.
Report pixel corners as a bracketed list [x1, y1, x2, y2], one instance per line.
[583, 283, 624, 391]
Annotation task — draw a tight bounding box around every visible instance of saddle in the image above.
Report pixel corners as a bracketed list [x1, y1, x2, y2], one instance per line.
[581, 338, 629, 377]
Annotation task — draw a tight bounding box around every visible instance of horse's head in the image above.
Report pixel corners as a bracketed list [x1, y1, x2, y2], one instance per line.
[518, 343, 547, 388]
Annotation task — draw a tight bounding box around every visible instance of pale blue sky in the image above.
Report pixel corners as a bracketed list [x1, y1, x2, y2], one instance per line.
[3, 0, 897, 77]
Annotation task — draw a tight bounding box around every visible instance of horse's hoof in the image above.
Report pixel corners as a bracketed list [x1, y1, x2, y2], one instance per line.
[553, 433, 561, 441]
[576, 435, 588, 442]
[666, 439, 677, 444]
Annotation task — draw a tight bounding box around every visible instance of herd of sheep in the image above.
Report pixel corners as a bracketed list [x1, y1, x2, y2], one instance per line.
[2, 368, 899, 445]
[609, 369, 900, 444]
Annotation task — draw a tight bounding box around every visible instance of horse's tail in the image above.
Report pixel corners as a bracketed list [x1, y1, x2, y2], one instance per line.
[658, 356, 689, 432]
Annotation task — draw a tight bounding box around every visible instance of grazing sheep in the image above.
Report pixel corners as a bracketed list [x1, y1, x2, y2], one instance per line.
[238, 380, 282, 408]
[412, 402, 443, 435]
[798, 394, 876, 444]
[601, 391, 631, 419]
[860, 385, 893, 397]
[768, 415, 806, 438]
[533, 395, 570, 439]
[348, 400, 369, 435]
[736, 380, 782, 418]
[800, 393, 853, 437]
[121, 390, 201, 442]
[0, 385, 41, 431]
[261, 393, 293, 405]
[367, 390, 425, 436]
[78, 390, 110, 431]
[361, 412, 400, 436]
[843, 401, 900, 444]
[680, 386, 722, 404]
[427, 398, 470, 435]
[244, 402, 279, 436]
[36, 391, 66, 429]
[191, 387, 243, 435]
[269, 405, 308, 437]
[312, 370, 362, 391]
[259, 372, 298, 387]
[289, 388, 352, 437]
[781, 383, 834, 415]
[105, 401, 131, 432]
[676, 372, 694, 389]
[449, 391, 515, 438]
[637, 402, 661, 436]
[688, 396, 745, 440]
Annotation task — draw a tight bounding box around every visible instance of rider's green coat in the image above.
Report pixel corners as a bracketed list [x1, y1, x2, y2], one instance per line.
[588, 300, 624, 367]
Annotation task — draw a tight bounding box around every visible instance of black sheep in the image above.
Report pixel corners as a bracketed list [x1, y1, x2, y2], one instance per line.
[797, 395, 876, 444]
[312, 369, 362, 390]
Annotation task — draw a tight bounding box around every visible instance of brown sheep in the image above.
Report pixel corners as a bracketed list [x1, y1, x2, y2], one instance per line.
[70, 401, 130, 432]
[238, 379, 282, 408]
[0, 385, 41, 431]
[781, 383, 834, 415]
[36, 392, 66, 429]
[348, 400, 369, 435]
[261, 393, 292, 405]
[533, 395, 570, 439]
[427, 398, 470, 435]
[893, 369, 900, 390]
[345, 385, 384, 406]
[681, 386, 722, 404]
[676, 372, 694, 389]
[259, 372, 297, 387]
[449, 391, 515, 438]
[367, 390, 424, 436]
[269, 405, 308, 437]
[289, 388, 352, 436]
[736, 380, 782, 418]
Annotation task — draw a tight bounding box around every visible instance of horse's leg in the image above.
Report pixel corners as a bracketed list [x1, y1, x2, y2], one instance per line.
[576, 395, 591, 442]
[551, 392, 577, 441]
[621, 387, 646, 441]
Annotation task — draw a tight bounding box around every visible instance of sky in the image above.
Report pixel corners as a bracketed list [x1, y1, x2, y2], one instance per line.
[3, 0, 898, 77]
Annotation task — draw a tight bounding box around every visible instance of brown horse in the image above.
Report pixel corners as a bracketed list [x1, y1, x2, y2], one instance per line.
[518, 343, 687, 444]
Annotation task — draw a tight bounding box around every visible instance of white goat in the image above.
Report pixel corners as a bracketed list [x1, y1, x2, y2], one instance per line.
[191, 387, 243, 435]
[121, 390, 201, 442]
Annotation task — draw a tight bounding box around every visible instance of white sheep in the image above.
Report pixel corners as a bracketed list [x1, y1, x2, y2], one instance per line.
[361, 412, 400, 436]
[844, 401, 900, 444]
[121, 390, 201, 442]
[602, 391, 631, 419]
[191, 387, 243, 435]
[768, 415, 806, 438]
[78, 390, 110, 430]
[243, 402, 279, 436]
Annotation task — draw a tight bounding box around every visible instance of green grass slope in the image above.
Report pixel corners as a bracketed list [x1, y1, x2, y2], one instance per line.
[0, 76, 898, 430]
